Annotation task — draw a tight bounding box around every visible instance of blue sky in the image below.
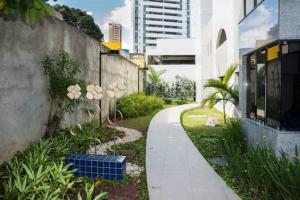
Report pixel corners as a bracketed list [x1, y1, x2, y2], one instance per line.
[49, 0, 125, 25]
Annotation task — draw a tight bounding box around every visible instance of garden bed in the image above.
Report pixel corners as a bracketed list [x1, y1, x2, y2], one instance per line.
[182, 108, 300, 200]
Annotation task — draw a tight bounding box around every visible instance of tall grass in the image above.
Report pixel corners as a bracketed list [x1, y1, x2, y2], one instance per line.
[220, 121, 300, 200]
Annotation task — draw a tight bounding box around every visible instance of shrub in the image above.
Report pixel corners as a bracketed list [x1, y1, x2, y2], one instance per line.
[0, 123, 112, 199]
[163, 98, 173, 105]
[220, 120, 300, 200]
[173, 75, 195, 104]
[117, 93, 164, 118]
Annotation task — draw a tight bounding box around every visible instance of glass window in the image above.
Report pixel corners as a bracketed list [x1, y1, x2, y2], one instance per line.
[267, 58, 281, 128]
[246, 0, 254, 14]
[256, 52, 266, 122]
[239, 0, 279, 57]
[281, 43, 300, 130]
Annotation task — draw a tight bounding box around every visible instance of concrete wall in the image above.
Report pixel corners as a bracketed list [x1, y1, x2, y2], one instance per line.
[279, 0, 300, 39]
[241, 118, 300, 160]
[0, 17, 143, 164]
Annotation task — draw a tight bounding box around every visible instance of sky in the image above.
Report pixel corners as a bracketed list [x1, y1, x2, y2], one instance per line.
[49, 0, 133, 50]
[49, 0, 200, 52]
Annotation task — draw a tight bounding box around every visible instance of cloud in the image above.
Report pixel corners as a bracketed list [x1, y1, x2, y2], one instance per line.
[100, 0, 132, 51]
[239, 4, 278, 49]
[86, 11, 93, 16]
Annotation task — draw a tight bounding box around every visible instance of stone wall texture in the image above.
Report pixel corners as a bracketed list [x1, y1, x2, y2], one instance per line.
[0, 17, 144, 164]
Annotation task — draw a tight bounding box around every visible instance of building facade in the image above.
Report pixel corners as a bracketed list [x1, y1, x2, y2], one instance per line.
[132, 0, 191, 53]
[146, 38, 200, 100]
[194, 0, 242, 116]
[109, 23, 122, 43]
[239, 0, 300, 158]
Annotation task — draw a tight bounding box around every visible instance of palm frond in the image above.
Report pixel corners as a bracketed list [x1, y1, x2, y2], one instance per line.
[203, 79, 228, 93]
[201, 92, 223, 108]
[223, 63, 238, 84]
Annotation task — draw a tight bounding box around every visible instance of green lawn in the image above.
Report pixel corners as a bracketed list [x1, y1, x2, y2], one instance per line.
[181, 108, 260, 200]
[181, 108, 225, 158]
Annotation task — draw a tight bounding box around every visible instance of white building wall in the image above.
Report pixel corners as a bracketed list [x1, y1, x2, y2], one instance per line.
[146, 38, 201, 101]
[196, 0, 242, 116]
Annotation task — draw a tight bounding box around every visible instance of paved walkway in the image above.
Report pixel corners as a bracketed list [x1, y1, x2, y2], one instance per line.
[146, 104, 240, 200]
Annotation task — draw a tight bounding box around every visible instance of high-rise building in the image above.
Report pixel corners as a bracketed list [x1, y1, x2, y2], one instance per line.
[133, 0, 191, 53]
[109, 23, 122, 43]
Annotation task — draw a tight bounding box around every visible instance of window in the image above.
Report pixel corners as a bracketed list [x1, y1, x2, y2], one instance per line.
[246, 0, 254, 15]
[217, 29, 227, 48]
[281, 42, 300, 130]
[246, 41, 300, 130]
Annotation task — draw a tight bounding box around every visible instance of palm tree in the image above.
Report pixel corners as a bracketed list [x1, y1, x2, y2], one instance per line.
[201, 64, 239, 123]
[148, 66, 166, 95]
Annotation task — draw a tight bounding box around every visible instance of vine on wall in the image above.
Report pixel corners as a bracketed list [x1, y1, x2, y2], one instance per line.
[42, 50, 87, 137]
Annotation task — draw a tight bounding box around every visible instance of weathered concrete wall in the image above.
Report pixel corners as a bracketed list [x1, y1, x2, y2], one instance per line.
[0, 17, 143, 164]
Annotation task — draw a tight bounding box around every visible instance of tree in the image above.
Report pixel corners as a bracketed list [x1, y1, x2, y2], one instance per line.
[0, 0, 56, 24]
[201, 64, 239, 123]
[147, 66, 166, 95]
[54, 5, 104, 41]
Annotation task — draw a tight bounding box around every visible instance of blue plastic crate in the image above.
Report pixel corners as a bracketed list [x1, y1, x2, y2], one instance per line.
[65, 153, 126, 180]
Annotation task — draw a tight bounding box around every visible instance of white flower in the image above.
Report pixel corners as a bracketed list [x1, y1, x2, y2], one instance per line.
[67, 84, 81, 100]
[86, 84, 103, 100]
[106, 82, 127, 99]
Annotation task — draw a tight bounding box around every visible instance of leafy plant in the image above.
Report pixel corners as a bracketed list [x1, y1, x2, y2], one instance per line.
[173, 75, 195, 104]
[0, 121, 120, 199]
[201, 64, 239, 123]
[117, 93, 164, 118]
[1, 0, 56, 24]
[42, 50, 87, 137]
[147, 66, 166, 95]
[77, 183, 107, 200]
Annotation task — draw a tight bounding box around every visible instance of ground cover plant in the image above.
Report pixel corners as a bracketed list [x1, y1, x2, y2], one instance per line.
[182, 108, 300, 200]
[0, 122, 123, 199]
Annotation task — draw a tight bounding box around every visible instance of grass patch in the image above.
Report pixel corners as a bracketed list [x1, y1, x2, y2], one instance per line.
[182, 108, 300, 200]
[181, 108, 225, 158]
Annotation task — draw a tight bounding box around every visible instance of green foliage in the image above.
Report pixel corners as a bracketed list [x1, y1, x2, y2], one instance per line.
[183, 108, 300, 200]
[147, 66, 166, 95]
[173, 75, 195, 104]
[54, 5, 104, 41]
[77, 183, 107, 200]
[0, 135, 75, 199]
[0, 121, 119, 199]
[42, 50, 86, 136]
[201, 64, 239, 123]
[57, 122, 124, 153]
[1, 0, 55, 24]
[220, 121, 300, 200]
[117, 93, 164, 118]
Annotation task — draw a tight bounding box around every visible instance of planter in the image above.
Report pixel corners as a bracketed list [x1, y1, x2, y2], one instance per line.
[65, 153, 126, 180]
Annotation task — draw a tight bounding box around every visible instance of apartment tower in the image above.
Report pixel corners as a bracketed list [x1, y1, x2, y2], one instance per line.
[133, 0, 191, 53]
[109, 23, 122, 43]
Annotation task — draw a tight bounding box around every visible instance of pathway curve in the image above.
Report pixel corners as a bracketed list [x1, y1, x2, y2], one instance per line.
[87, 126, 144, 177]
[146, 104, 240, 200]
